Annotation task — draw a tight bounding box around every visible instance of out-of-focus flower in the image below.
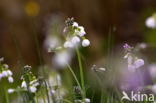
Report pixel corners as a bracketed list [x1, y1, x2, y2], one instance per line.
[75, 98, 91, 103]
[2, 71, 8, 77]
[8, 76, 14, 83]
[25, 1, 40, 17]
[137, 43, 147, 49]
[44, 35, 61, 50]
[7, 70, 13, 76]
[21, 81, 27, 88]
[71, 36, 81, 45]
[148, 64, 156, 79]
[29, 86, 37, 93]
[134, 59, 144, 68]
[146, 16, 156, 29]
[123, 44, 144, 72]
[85, 98, 91, 103]
[0, 58, 14, 83]
[8, 89, 15, 94]
[53, 50, 73, 68]
[151, 84, 156, 94]
[82, 39, 90, 47]
[64, 41, 74, 48]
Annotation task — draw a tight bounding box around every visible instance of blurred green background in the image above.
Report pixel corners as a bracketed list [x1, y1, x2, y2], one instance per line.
[0, 0, 156, 85]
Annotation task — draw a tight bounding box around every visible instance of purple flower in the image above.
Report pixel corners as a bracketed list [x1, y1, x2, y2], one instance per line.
[134, 59, 144, 68]
[123, 43, 131, 49]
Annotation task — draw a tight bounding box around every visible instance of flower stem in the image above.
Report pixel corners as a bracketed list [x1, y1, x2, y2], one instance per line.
[4, 86, 9, 103]
[76, 48, 86, 98]
[66, 64, 84, 97]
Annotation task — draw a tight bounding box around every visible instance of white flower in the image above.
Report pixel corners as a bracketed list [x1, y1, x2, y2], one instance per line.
[134, 59, 144, 68]
[44, 36, 60, 49]
[2, 71, 8, 77]
[76, 26, 86, 37]
[29, 86, 37, 93]
[64, 41, 74, 48]
[53, 50, 72, 68]
[8, 89, 15, 94]
[7, 70, 13, 76]
[8, 76, 14, 83]
[49, 89, 55, 96]
[71, 36, 80, 44]
[21, 81, 27, 88]
[85, 98, 90, 103]
[152, 85, 156, 94]
[30, 80, 39, 87]
[82, 39, 90, 47]
[145, 17, 156, 28]
[148, 64, 156, 79]
[72, 22, 79, 27]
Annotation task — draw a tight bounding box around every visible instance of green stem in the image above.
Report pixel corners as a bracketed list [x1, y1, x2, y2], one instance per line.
[66, 64, 83, 97]
[4, 86, 9, 103]
[76, 48, 86, 98]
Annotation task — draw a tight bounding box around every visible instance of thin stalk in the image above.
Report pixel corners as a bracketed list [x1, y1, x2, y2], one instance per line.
[66, 64, 84, 97]
[4, 86, 9, 103]
[76, 48, 86, 98]
[41, 88, 47, 103]
[44, 81, 50, 103]
[35, 95, 39, 103]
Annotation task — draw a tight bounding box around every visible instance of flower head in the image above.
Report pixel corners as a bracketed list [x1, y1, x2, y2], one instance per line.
[146, 16, 156, 28]
[85, 98, 91, 103]
[134, 59, 144, 68]
[71, 36, 80, 45]
[8, 89, 15, 94]
[82, 39, 90, 47]
[8, 76, 14, 83]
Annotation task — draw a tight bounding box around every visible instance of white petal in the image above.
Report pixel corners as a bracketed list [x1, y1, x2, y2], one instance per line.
[29, 86, 37, 93]
[21, 81, 27, 88]
[145, 17, 156, 28]
[82, 39, 90, 47]
[7, 70, 13, 76]
[71, 36, 80, 44]
[72, 22, 79, 27]
[64, 41, 74, 48]
[8, 89, 15, 94]
[2, 71, 8, 77]
[8, 76, 14, 83]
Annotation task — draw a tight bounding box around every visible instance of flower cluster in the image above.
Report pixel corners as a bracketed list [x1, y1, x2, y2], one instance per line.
[20, 65, 39, 93]
[123, 44, 144, 72]
[8, 65, 39, 94]
[145, 13, 156, 29]
[0, 57, 13, 83]
[63, 18, 90, 48]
